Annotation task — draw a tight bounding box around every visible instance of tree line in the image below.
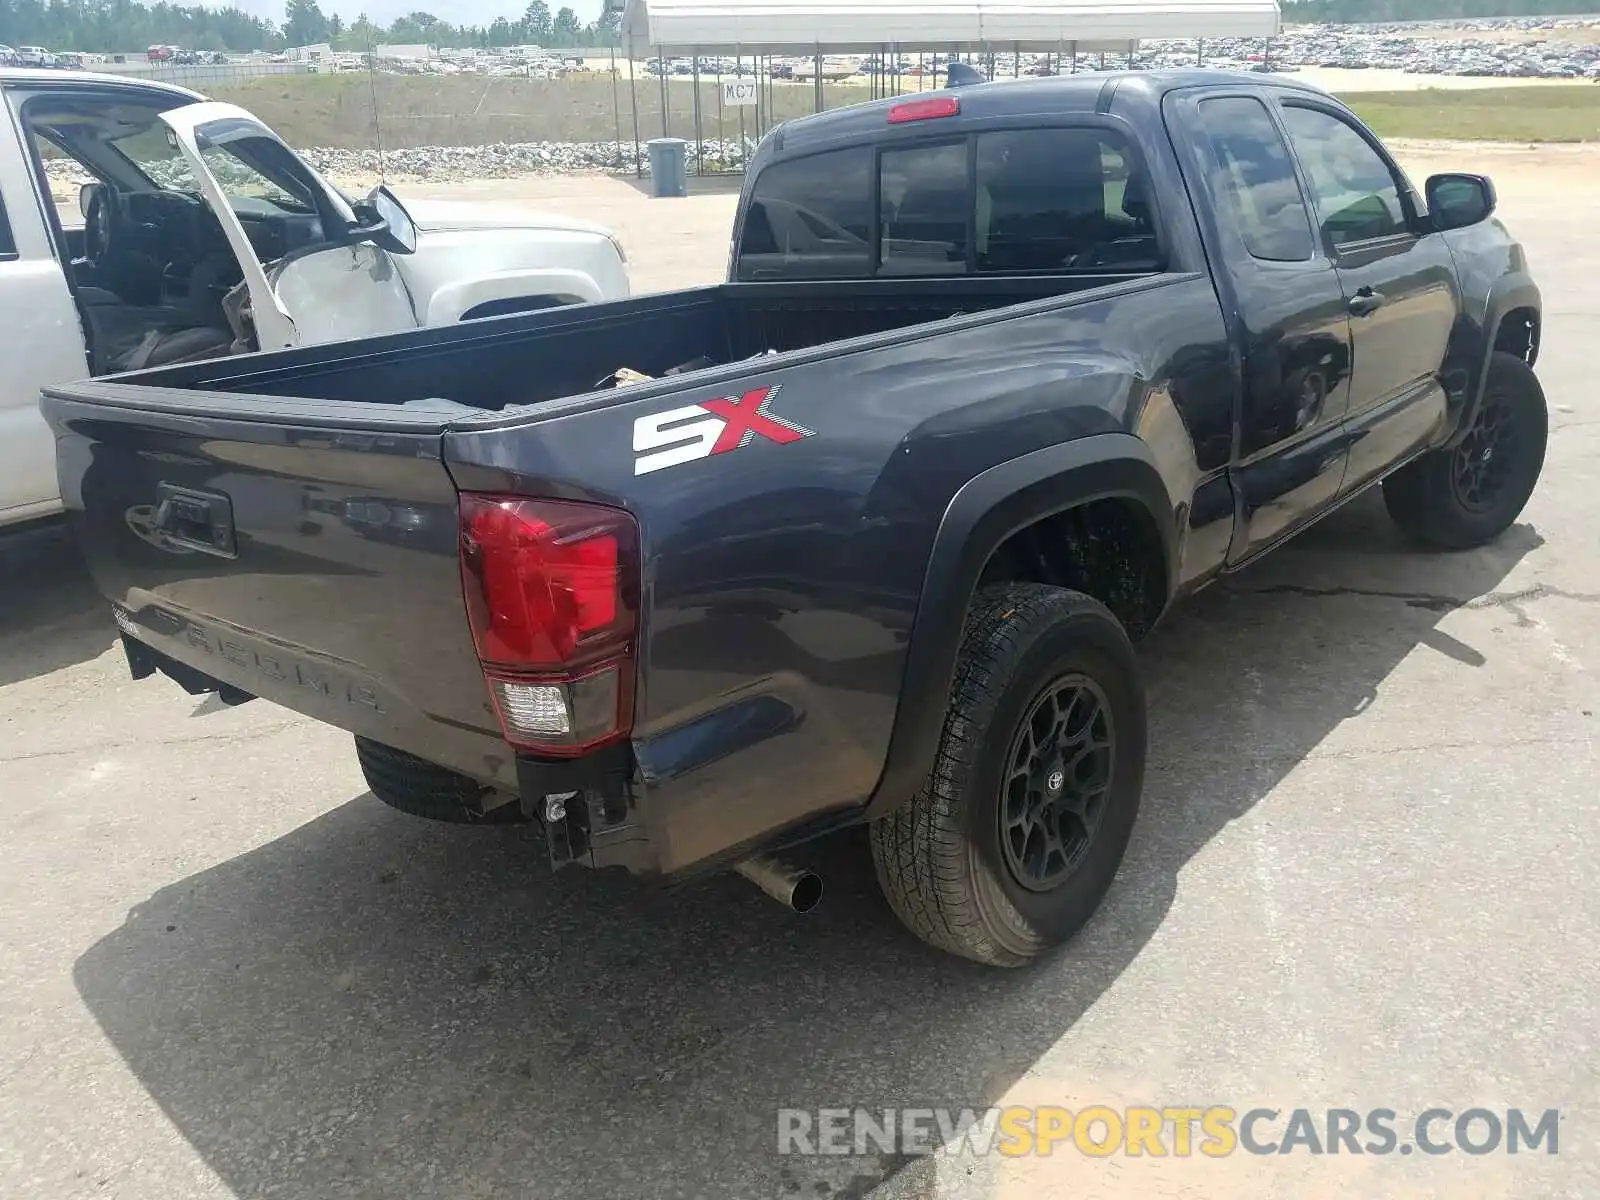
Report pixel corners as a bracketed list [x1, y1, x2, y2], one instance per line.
[0, 1, 622, 54]
[5, 0, 1598, 57]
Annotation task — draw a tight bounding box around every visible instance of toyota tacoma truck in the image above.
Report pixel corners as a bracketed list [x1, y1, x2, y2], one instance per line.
[0, 65, 629, 528]
[45, 71, 1546, 967]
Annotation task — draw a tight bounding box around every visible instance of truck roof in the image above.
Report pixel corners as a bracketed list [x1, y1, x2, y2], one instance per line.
[769, 68, 1332, 155]
[0, 65, 203, 102]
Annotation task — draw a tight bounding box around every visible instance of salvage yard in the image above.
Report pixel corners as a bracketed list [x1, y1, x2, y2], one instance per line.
[3, 146, 1600, 1198]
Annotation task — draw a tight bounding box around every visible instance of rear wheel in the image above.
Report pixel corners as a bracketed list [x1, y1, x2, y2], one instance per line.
[870, 583, 1146, 967]
[354, 736, 526, 824]
[1382, 350, 1548, 550]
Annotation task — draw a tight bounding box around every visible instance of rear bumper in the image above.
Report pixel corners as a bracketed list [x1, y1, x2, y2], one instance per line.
[112, 598, 518, 791]
[118, 612, 869, 880]
[118, 624, 659, 870]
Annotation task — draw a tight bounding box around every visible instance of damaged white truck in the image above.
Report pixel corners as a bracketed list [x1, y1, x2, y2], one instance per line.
[0, 66, 631, 528]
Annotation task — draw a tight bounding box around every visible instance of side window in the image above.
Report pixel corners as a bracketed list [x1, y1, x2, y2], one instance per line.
[975, 128, 1158, 273]
[1192, 96, 1315, 263]
[734, 147, 873, 280]
[1280, 105, 1408, 247]
[880, 141, 967, 274]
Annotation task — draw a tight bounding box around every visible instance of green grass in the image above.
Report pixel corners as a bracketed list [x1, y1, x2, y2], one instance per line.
[1344, 85, 1600, 143]
[205, 73, 864, 150]
[199, 74, 1600, 149]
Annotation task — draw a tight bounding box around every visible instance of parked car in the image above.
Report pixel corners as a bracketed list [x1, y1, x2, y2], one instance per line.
[47, 70, 1545, 966]
[0, 66, 630, 528]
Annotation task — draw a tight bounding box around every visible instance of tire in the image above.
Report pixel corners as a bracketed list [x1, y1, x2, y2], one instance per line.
[870, 583, 1147, 967]
[354, 736, 526, 825]
[1382, 351, 1548, 550]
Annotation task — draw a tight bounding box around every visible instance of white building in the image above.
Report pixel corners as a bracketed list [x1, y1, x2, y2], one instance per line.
[374, 43, 433, 60]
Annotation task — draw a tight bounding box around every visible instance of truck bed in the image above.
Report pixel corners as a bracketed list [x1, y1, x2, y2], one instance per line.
[59, 274, 1150, 423]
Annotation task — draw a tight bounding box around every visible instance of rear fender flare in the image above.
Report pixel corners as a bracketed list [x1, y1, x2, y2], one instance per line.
[862, 433, 1178, 821]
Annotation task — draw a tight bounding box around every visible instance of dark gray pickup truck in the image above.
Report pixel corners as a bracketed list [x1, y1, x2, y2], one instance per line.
[45, 70, 1546, 966]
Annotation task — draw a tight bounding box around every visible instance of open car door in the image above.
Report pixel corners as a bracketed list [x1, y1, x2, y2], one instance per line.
[158, 102, 418, 350]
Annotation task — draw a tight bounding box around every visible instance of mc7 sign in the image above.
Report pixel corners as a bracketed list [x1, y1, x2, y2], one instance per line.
[722, 79, 759, 106]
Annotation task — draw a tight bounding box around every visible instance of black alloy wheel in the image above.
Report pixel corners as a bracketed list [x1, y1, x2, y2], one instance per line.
[1000, 675, 1114, 891]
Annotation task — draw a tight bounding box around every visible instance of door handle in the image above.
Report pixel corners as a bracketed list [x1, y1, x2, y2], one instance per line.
[1348, 288, 1386, 317]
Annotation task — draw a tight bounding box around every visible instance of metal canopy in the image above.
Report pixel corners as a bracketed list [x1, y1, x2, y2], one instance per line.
[619, 0, 1281, 56]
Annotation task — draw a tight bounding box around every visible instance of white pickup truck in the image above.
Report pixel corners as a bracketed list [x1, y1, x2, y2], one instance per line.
[0, 67, 631, 528]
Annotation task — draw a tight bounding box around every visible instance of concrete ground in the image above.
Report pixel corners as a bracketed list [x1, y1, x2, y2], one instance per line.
[3, 149, 1599, 1199]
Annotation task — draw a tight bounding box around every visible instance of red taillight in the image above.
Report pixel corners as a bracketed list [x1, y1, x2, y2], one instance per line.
[887, 95, 960, 124]
[459, 494, 639, 757]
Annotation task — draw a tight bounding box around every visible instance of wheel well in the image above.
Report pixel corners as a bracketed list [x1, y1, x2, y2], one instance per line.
[459, 294, 576, 322]
[1494, 306, 1539, 366]
[975, 497, 1168, 639]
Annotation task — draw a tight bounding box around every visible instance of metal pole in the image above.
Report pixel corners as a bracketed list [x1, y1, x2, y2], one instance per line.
[1127, 41, 1134, 68]
[1197, 38, 1204, 67]
[610, 39, 621, 162]
[814, 45, 822, 113]
[715, 54, 724, 167]
[658, 45, 669, 138]
[628, 43, 642, 177]
[693, 49, 705, 175]
[1071, 41, 1078, 72]
[1014, 41, 1020, 77]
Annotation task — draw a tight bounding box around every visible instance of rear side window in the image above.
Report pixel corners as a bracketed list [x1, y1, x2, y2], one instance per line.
[1192, 96, 1316, 263]
[975, 129, 1156, 272]
[735, 127, 1159, 280]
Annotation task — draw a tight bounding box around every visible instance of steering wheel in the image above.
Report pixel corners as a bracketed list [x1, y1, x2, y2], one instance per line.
[83, 184, 126, 268]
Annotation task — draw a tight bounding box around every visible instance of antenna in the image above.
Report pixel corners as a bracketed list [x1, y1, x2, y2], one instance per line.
[946, 61, 984, 88]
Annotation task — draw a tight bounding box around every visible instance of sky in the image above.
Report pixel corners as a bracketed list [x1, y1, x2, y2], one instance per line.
[231, 0, 607, 27]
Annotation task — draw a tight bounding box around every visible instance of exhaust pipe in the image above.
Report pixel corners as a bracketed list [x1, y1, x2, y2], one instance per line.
[735, 854, 823, 914]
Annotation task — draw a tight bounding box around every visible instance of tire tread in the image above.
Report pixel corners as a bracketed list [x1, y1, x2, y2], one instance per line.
[871, 583, 1135, 967]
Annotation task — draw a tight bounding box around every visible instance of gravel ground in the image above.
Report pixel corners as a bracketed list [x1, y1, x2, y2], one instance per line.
[3, 146, 1600, 1199]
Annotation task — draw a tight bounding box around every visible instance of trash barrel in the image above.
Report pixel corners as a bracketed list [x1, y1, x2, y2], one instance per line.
[647, 137, 688, 198]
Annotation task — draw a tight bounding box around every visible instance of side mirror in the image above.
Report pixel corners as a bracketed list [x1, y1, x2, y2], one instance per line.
[347, 183, 417, 255]
[79, 181, 102, 219]
[1425, 173, 1496, 232]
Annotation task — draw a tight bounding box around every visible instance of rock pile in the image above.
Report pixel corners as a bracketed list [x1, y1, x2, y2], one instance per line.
[42, 138, 758, 187]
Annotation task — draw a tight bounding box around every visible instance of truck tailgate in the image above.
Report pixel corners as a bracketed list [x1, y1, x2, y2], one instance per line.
[46, 387, 513, 788]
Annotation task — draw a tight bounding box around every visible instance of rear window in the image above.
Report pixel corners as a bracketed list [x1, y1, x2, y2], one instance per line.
[736, 146, 874, 279]
[880, 140, 968, 275]
[735, 127, 1159, 281]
